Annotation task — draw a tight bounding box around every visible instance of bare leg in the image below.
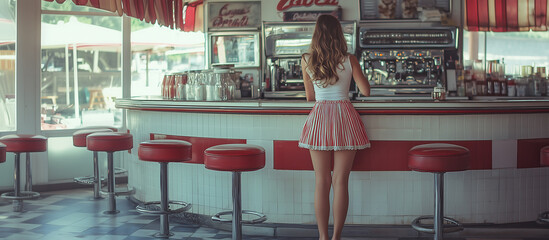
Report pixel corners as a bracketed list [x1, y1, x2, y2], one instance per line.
[310, 150, 333, 240]
[331, 150, 356, 240]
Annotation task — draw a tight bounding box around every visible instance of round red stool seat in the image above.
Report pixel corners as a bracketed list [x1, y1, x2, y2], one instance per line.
[408, 143, 470, 173]
[204, 144, 265, 172]
[138, 140, 192, 163]
[0, 143, 6, 163]
[0, 134, 47, 153]
[541, 146, 549, 167]
[87, 132, 133, 152]
[73, 128, 114, 147]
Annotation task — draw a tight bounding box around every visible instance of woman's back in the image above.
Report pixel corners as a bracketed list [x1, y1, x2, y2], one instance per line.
[304, 55, 352, 101]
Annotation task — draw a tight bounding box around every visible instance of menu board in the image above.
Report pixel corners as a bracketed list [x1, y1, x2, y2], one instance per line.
[210, 33, 260, 67]
[208, 1, 261, 30]
[360, 0, 451, 20]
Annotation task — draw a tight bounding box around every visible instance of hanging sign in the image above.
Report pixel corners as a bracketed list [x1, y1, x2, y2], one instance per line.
[208, 1, 261, 30]
[283, 7, 342, 22]
[277, 0, 339, 11]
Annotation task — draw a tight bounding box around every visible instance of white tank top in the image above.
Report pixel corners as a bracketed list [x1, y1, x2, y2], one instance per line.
[304, 55, 352, 101]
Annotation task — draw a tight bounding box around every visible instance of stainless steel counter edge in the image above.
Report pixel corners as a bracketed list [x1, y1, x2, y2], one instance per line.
[116, 97, 549, 114]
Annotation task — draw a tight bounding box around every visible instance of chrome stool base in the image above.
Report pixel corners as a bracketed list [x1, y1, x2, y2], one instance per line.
[100, 186, 135, 197]
[212, 210, 267, 224]
[412, 216, 464, 234]
[1, 191, 40, 200]
[73, 176, 105, 185]
[103, 210, 120, 215]
[136, 200, 191, 215]
[213, 172, 267, 240]
[537, 211, 549, 224]
[153, 232, 173, 239]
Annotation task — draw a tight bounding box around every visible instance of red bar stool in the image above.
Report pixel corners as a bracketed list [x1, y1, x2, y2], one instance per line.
[73, 128, 114, 199]
[0, 134, 47, 212]
[408, 143, 470, 240]
[204, 144, 267, 240]
[136, 139, 193, 238]
[538, 146, 549, 223]
[87, 132, 133, 214]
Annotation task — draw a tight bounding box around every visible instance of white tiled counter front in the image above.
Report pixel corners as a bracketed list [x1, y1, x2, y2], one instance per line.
[118, 97, 549, 225]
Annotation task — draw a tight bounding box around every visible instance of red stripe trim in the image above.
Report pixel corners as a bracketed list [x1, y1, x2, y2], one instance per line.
[148, 0, 157, 24]
[123, 0, 131, 15]
[73, 0, 88, 5]
[150, 133, 246, 164]
[136, 0, 144, 20]
[467, 0, 480, 31]
[119, 106, 549, 115]
[517, 138, 549, 168]
[494, 0, 508, 31]
[535, 0, 547, 30]
[90, 0, 100, 8]
[506, 0, 519, 31]
[274, 140, 492, 171]
[184, 4, 196, 32]
[478, 0, 490, 31]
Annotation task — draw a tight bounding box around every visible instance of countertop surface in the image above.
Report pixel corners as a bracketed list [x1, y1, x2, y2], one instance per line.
[116, 96, 549, 115]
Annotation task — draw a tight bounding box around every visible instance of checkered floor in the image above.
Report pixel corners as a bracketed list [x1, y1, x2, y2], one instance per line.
[0, 188, 548, 240]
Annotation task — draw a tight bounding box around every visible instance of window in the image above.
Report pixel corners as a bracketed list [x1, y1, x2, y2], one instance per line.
[463, 30, 549, 76]
[41, 6, 122, 130]
[130, 20, 205, 97]
[0, 0, 15, 132]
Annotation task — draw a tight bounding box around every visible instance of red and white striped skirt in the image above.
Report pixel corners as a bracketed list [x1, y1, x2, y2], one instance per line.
[298, 100, 370, 151]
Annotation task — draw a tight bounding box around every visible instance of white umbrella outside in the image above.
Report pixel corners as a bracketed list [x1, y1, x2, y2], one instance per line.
[131, 24, 204, 52]
[0, 18, 14, 45]
[41, 17, 122, 119]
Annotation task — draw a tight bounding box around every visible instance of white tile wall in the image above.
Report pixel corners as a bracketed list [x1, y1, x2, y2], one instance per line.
[124, 110, 549, 224]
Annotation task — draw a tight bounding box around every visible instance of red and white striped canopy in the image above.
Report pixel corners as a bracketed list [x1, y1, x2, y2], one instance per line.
[465, 0, 549, 31]
[43, 0, 203, 32]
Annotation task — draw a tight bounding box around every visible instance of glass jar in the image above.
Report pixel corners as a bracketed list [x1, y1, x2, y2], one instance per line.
[194, 71, 206, 101]
[185, 71, 196, 101]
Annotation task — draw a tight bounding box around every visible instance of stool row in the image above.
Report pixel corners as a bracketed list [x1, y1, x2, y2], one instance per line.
[137, 140, 267, 239]
[1, 136, 549, 240]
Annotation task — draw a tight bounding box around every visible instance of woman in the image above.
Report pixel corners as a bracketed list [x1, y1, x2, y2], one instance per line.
[298, 14, 371, 240]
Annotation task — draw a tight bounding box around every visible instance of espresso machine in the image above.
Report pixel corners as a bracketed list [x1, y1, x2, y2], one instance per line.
[357, 24, 458, 99]
[262, 21, 357, 98]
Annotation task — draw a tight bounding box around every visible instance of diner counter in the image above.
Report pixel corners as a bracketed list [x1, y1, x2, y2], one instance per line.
[116, 96, 549, 115]
[117, 96, 549, 225]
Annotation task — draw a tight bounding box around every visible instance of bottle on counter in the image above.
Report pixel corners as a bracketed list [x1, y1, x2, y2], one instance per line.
[473, 60, 486, 95]
[456, 64, 465, 97]
[464, 62, 476, 97]
[507, 76, 516, 97]
[161, 74, 168, 98]
[535, 67, 546, 96]
[185, 71, 196, 101]
[499, 63, 507, 96]
[194, 71, 206, 101]
[175, 73, 187, 100]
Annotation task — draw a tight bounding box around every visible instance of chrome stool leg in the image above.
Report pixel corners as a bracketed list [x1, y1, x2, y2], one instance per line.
[157, 162, 171, 238]
[232, 172, 242, 240]
[136, 163, 191, 237]
[104, 152, 119, 214]
[211, 171, 266, 240]
[13, 153, 22, 212]
[411, 172, 463, 239]
[25, 152, 32, 192]
[0, 153, 40, 212]
[92, 151, 102, 199]
[434, 173, 443, 240]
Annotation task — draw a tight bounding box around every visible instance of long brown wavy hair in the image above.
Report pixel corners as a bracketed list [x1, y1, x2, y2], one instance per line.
[303, 14, 348, 88]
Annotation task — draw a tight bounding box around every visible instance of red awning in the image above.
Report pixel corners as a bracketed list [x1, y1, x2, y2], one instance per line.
[43, 0, 203, 32]
[465, 0, 549, 32]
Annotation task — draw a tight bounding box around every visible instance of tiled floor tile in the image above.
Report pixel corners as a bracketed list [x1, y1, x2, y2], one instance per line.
[0, 188, 545, 240]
